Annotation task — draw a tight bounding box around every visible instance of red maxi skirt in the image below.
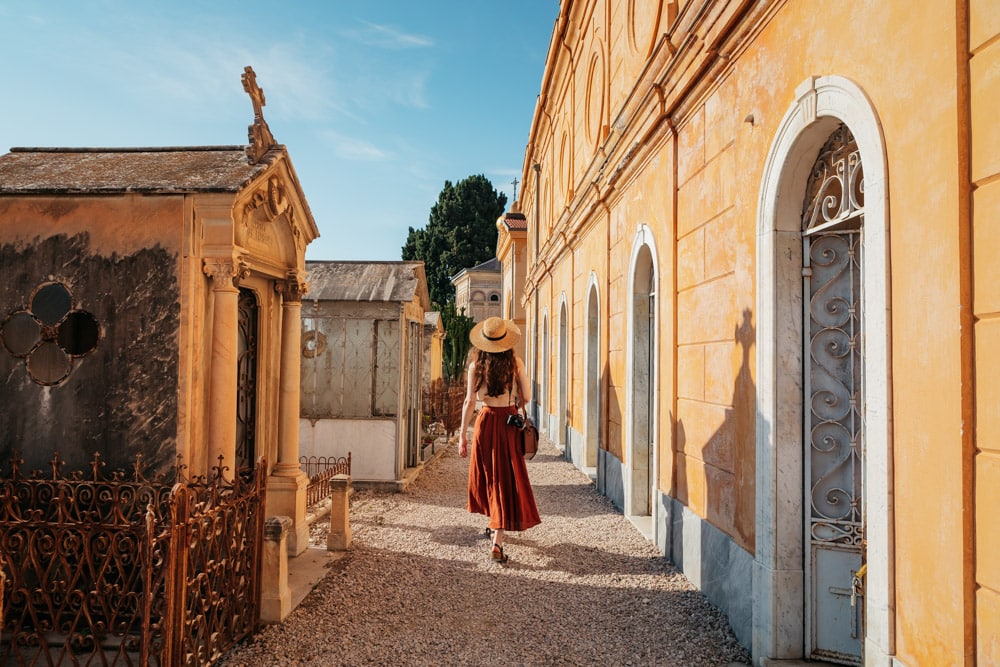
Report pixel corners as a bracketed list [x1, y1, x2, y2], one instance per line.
[467, 405, 541, 532]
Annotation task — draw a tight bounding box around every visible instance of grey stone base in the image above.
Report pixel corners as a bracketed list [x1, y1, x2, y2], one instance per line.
[666, 495, 753, 651]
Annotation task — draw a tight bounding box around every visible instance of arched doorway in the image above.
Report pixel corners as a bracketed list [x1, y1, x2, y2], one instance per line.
[559, 299, 569, 455]
[755, 75, 893, 665]
[541, 312, 549, 434]
[629, 242, 655, 522]
[802, 123, 865, 663]
[585, 281, 600, 470]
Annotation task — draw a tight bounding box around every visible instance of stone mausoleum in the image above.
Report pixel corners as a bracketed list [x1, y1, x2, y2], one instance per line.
[0, 66, 319, 554]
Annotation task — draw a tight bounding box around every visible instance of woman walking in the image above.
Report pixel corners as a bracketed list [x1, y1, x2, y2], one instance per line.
[458, 317, 541, 564]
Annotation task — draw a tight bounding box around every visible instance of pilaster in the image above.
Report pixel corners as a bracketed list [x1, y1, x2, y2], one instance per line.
[202, 256, 248, 477]
[268, 271, 310, 555]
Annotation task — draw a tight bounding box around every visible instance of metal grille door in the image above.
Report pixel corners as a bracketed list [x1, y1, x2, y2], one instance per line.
[236, 288, 259, 471]
[802, 124, 865, 665]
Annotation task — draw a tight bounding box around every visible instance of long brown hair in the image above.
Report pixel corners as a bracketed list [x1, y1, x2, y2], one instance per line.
[472, 348, 515, 397]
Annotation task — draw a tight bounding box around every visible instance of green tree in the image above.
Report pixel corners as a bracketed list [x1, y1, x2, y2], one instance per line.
[402, 174, 507, 307]
[439, 300, 476, 381]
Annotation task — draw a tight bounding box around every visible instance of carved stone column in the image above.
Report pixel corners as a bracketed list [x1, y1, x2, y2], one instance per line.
[268, 272, 310, 555]
[275, 273, 306, 475]
[203, 257, 245, 477]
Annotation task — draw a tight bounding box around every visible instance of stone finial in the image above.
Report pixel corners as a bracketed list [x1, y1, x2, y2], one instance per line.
[264, 515, 293, 541]
[327, 474, 353, 551]
[242, 66, 278, 164]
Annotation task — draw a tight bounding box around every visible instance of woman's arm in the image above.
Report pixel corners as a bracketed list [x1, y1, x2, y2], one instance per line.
[515, 356, 531, 407]
[458, 361, 478, 458]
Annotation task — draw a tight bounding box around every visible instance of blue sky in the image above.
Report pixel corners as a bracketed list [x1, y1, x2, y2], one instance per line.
[0, 1, 558, 261]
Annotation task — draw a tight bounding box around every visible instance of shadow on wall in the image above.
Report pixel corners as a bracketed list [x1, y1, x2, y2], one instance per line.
[598, 359, 626, 510]
[670, 308, 757, 577]
[670, 307, 760, 648]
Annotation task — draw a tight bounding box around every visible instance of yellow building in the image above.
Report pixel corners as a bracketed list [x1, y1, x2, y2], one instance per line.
[451, 257, 502, 322]
[496, 206, 529, 361]
[505, 1, 999, 664]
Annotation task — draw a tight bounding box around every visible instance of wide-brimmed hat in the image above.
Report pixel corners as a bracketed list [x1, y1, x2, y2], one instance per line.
[469, 316, 521, 353]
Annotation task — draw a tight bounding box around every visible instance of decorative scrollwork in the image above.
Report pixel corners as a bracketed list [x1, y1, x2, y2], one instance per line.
[276, 270, 308, 304]
[802, 123, 864, 234]
[804, 124, 864, 549]
[0, 451, 266, 664]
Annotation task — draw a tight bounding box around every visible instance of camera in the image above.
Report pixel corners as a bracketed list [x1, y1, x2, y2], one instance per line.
[507, 413, 525, 429]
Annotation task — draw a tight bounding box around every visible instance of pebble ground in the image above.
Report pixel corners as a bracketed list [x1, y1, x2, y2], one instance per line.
[219, 434, 752, 666]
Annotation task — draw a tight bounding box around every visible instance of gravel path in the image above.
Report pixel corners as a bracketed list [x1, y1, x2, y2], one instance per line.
[220, 435, 751, 666]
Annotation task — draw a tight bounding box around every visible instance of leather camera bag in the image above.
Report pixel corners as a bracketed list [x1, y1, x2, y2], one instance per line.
[521, 415, 539, 460]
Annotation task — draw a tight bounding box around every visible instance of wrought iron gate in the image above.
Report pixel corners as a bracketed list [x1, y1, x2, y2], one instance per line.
[802, 123, 865, 665]
[236, 288, 259, 471]
[0, 453, 267, 666]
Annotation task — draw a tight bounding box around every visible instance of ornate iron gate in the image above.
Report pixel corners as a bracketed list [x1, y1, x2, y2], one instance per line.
[802, 123, 865, 665]
[236, 288, 259, 471]
[0, 453, 266, 666]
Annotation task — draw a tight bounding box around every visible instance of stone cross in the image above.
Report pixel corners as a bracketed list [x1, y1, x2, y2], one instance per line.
[241, 66, 277, 164]
[242, 66, 266, 122]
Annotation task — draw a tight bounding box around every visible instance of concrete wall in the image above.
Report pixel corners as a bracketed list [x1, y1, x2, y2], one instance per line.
[299, 418, 397, 484]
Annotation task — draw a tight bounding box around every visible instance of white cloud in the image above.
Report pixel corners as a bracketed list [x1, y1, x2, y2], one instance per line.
[346, 21, 434, 50]
[321, 131, 392, 162]
[393, 71, 431, 110]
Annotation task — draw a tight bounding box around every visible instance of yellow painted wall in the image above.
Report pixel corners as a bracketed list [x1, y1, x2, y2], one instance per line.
[0, 195, 184, 257]
[971, 0, 1000, 663]
[519, 0, 990, 662]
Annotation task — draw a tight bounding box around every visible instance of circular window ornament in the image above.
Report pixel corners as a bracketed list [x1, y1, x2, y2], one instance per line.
[0, 281, 100, 386]
[301, 330, 327, 358]
[1, 312, 40, 357]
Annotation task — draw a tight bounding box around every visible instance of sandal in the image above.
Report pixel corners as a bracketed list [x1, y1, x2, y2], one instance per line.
[491, 544, 508, 564]
[484, 527, 493, 539]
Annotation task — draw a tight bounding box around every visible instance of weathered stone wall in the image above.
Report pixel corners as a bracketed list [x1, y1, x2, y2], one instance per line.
[0, 232, 179, 474]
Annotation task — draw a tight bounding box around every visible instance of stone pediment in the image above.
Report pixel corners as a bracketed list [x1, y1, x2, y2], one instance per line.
[236, 169, 307, 272]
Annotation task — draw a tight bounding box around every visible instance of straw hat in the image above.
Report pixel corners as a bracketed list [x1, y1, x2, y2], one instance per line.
[469, 316, 521, 353]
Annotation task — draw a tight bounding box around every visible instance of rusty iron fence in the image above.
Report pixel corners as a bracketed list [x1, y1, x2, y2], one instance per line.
[423, 378, 465, 437]
[299, 454, 351, 507]
[0, 452, 267, 666]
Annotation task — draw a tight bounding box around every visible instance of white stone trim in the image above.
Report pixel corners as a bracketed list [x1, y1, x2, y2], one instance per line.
[556, 292, 570, 446]
[540, 307, 550, 431]
[755, 75, 893, 664]
[583, 273, 601, 471]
